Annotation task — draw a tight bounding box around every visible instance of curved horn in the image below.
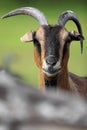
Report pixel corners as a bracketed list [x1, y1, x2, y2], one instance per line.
[2, 7, 48, 25]
[58, 10, 84, 53]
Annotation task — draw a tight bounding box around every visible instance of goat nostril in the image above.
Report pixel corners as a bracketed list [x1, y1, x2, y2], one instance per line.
[46, 56, 57, 66]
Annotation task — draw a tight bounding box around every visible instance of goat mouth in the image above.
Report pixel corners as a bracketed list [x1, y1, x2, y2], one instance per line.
[43, 66, 61, 76]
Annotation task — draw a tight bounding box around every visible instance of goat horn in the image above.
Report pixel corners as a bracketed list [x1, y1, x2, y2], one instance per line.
[2, 7, 48, 25]
[58, 10, 84, 53]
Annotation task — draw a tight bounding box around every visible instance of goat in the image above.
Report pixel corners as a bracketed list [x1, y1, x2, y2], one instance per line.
[2, 7, 87, 97]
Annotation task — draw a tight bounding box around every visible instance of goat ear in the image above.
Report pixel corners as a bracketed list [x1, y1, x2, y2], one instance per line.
[20, 31, 34, 42]
[69, 30, 84, 41]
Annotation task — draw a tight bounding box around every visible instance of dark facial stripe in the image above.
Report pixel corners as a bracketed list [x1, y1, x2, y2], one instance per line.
[43, 25, 62, 58]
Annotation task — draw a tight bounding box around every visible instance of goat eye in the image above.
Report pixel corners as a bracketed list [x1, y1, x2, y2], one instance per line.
[65, 41, 70, 46]
[65, 37, 71, 46]
[66, 36, 72, 43]
[63, 41, 69, 59]
[34, 38, 40, 45]
[34, 38, 41, 54]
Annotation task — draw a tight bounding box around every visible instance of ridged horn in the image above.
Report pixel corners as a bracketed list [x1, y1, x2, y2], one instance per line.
[58, 10, 84, 53]
[2, 7, 48, 25]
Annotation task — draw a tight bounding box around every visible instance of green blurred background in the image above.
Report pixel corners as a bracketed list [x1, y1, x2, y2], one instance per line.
[0, 0, 87, 86]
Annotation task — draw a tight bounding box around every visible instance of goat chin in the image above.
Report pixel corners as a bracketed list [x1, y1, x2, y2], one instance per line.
[42, 69, 59, 77]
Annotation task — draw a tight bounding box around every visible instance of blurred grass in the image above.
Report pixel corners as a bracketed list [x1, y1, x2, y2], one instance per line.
[0, 0, 87, 86]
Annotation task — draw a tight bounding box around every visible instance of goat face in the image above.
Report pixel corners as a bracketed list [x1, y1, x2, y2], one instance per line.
[21, 24, 83, 77]
[39, 25, 70, 77]
[21, 25, 71, 77]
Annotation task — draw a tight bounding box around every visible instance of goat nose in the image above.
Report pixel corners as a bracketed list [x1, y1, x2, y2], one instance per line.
[46, 56, 57, 66]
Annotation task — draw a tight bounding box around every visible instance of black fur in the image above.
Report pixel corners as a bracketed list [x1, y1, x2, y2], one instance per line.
[43, 25, 62, 58]
[45, 78, 57, 90]
[33, 32, 41, 55]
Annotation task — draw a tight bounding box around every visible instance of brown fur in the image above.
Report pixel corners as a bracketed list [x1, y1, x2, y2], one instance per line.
[69, 73, 87, 97]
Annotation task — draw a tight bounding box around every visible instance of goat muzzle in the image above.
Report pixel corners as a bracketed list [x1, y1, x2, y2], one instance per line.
[42, 55, 61, 76]
[46, 56, 57, 66]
